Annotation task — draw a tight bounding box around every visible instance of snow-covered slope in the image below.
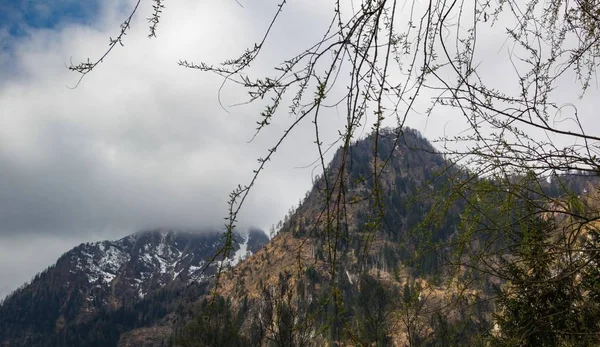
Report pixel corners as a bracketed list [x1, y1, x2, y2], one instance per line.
[68, 228, 267, 301]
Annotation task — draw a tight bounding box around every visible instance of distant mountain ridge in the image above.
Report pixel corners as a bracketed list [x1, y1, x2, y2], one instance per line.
[0, 227, 269, 346]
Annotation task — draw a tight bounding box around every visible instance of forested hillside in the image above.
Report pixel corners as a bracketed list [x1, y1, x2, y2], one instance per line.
[174, 128, 600, 346]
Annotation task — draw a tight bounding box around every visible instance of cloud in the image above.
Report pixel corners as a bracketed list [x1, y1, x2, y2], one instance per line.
[0, 0, 331, 231]
[0, 0, 344, 297]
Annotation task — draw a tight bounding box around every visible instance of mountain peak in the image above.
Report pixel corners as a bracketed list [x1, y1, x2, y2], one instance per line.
[0, 227, 268, 346]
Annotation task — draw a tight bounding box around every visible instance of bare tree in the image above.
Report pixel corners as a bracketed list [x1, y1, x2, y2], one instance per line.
[250, 272, 317, 347]
[70, 0, 600, 343]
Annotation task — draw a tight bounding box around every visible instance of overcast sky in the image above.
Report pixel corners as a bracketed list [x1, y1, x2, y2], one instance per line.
[0, 0, 597, 299]
[0, 0, 346, 298]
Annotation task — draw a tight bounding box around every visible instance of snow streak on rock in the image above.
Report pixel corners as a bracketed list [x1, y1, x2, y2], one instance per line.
[67, 229, 258, 299]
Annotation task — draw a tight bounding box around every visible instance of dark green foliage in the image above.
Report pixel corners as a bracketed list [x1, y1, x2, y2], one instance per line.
[426, 310, 488, 347]
[246, 271, 320, 347]
[349, 274, 395, 346]
[0, 263, 85, 346]
[52, 283, 207, 347]
[0, 266, 208, 347]
[174, 296, 248, 347]
[305, 265, 321, 284]
[492, 209, 600, 346]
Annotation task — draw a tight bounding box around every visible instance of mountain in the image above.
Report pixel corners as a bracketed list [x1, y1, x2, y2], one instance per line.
[170, 128, 475, 346]
[3, 127, 596, 346]
[175, 128, 600, 346]
[0, 128, 467, 346]
[0, 228, 269, 347]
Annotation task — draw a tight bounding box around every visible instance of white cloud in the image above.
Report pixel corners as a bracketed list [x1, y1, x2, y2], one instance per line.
[0, 0, 342, 296]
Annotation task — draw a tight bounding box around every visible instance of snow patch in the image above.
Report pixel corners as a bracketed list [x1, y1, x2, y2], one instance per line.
[70, 230, 225, 296]
[232, 234, 250, 266]
[138, 287, 146, 299]
[82, 243, 130, 284]
[188, 262, 208, 283]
